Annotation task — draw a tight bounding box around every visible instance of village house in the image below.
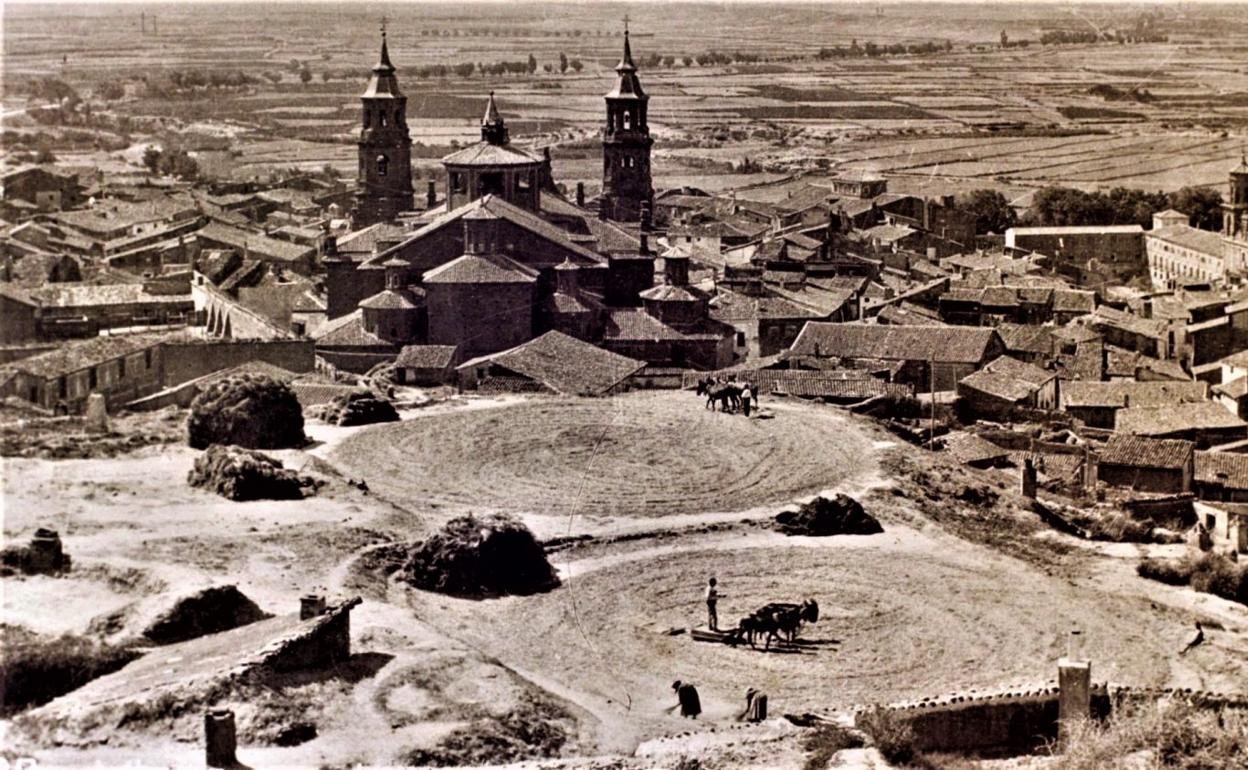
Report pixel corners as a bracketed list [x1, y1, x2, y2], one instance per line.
[1, 166, 85, 217]
[394, 344, 459, 385]
[1146, 209, 1229, 289]
[1193, 451, 1248, 508]
[0, 281, 194, 343]
[789, 323, 1005, 392]
[708, 287, 825, 360]
[1096, 434, 1194, 494]
[956, 355, 1058, 420]
[1004, 224, 1144, 283]
[193, 250, 313, 341]
[1060, 380, 1207, 429]
[828, 169, 888, 199]
[1115, 401, 1248, 448]
[196, 221, 316, 275]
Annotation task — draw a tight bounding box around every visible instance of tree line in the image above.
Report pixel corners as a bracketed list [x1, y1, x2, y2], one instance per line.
[955, 186, 1225, 235]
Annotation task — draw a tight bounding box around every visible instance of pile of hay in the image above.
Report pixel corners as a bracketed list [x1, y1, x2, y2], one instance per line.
[401, 513, 559, 598]
[774, 494, 883, 537]
[187, 445, 319, 501]
[0, 528, 71, 577]
[316, 390, 399, 427]
[188, 374, 306, 450]
[142, 585, 271, 645]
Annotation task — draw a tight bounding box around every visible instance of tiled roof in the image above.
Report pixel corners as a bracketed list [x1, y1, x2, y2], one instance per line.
[1009, 225, 1143, 235]
[395, 344, 458, 369]
[1053, 289, 1096, 313]
[1099, 434, 1193, 469]
[457, 330, 645, 396]
[791, 323, 1000, 364]
[25, 283, 192, 308]
[1146, 225, 1226, 257]
[958, 355, 1054, 402]
[1116, 401, 1246, 436]
[198, 222, 313, 263]
[6, 331, 185, 379]
[996, 323, 1054, 355]
[368, 195, 604, 269]
[942, 431, 1011, 465]
[1062, 380, 1206, 409]
[709, 289, 822, 322]
[441, 141, 542, 167]
[423, 253, 538, 284]
[1195, 450, 1248, 489]
[358, 288, 424, 310]
[1214, 376, 1248, 400]
[603, 308, 728, 342]
[310, 310, 392, 349]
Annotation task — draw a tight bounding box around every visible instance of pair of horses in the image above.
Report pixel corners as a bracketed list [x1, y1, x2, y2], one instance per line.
[729, 599, 819, 651]
[695, 378, 743, 412]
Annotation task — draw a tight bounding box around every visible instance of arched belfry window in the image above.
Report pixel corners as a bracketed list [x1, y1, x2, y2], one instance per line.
[623, 111, 632, 130]
[377, 154, 389, 177]
[380, 112, 388, 127]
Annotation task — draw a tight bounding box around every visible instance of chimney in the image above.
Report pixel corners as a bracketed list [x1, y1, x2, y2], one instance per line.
[665, 254, 690, 286]
[576, 182, 585, 207]
[598, 198, 608, 221]
[426, 180, 436, 208]
[556, 259, 579, 296]
[639, 232, 649, 255]
[1141, 299, 1153, 319]
[204, 710, 238, 769]
[641, 200, 653, 232]
[300, 594, 327, 620]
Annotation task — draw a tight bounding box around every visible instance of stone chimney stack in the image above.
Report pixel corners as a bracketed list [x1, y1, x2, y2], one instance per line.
[665, 253, 690, 287]
[576, 182, 585, 207]
[205, 710, 238, 768]
[556, 258, 579, 296]
[426, 180, 437, 209]
[300, 594, 327, 620]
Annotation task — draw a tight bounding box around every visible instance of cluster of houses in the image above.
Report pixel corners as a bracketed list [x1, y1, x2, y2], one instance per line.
[2, 28, 1246, 554]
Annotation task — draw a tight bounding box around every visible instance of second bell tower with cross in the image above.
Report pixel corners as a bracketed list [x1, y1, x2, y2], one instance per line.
[600, 20, 654, 223]
[354, 19, 414, 227]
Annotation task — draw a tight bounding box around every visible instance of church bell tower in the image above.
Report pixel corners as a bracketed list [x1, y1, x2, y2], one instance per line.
[600, 24, 653, 223]
[354, 22, 414, 228]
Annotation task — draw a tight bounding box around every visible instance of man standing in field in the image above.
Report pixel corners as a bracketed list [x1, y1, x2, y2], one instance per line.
[741, 383, 753, 418]
[705, 576, 722, 631]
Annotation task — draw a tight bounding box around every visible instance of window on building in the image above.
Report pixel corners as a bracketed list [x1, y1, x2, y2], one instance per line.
[58, 377, 67, 399]
[736, 331, 746, 346]
[451, 173, 465, 193]
[377, 154, 388, 177]
[379, 112, 388, 127]
[623, 111, 632, 130]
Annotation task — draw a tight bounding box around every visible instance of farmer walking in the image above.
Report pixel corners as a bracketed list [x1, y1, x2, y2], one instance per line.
[739, 687, 768, 723]
[741, 383, 753, 417]
[1180, 621, 1205, 655]
[705, 576, 721, 631]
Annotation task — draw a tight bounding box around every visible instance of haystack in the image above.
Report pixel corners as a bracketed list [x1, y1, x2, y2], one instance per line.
[187, 445, 318, 501]
[774, 494, 883, 537]
[142, 585, 271, 645]
[402, 513, 559, 598]
[318, 390, 399, 427]
[188, 373, 306, 450]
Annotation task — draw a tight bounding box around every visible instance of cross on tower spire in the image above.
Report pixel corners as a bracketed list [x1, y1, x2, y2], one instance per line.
[380, 15, 388, 36]
[623, 13, 629, 34]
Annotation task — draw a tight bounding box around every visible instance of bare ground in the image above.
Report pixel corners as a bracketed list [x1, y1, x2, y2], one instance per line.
[2, 392, 1246, 768]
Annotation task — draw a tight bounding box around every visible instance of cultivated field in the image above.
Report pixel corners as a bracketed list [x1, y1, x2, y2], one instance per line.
[7, 2, 1248, 196]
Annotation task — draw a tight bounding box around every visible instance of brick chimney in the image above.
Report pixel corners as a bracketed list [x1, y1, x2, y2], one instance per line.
[576, 182, 585, 207]
[426, 180, 437, 209]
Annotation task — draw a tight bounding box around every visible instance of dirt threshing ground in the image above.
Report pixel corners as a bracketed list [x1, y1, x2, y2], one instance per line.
[3, 391, 1247, 768]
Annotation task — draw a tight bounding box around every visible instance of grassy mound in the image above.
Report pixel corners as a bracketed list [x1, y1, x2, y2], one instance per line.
[316, 391, 399, 427]
[187, 444, 318, 501]
[401, 513, 560, 599]
[0, 625, 139, 716]
[400, 693, 570, 767]
[775, 494, 883, 537]
[188, 374, 306, 450]
[142, 585, 271, 645]
[1138, 553, 1248, 605]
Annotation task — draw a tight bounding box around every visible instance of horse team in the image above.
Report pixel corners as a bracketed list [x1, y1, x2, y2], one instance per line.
[696, 377, 754, 415]
[729, 599, 820, 651]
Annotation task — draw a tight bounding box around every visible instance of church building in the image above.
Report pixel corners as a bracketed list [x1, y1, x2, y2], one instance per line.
[353, 25, 414, 227]
[318, 26, 733, 373]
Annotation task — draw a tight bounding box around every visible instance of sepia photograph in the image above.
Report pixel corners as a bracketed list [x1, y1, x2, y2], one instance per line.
[2, 0, 1248, 766]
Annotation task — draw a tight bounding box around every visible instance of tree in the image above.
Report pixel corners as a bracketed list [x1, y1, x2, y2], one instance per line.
[454, 62, 476, 78]
[955, 189, 1018, 234]
[34, 146, 57, 164]
[97, 81, 125, 101]
[527, 53, 537, 74]
[661, 55, 675, 68]
[142, 145, 162, 173]
[1000, 30, 1009, 47]
[558, 52, 568, 74]
[1169, 186, 1224, 231]
[682, 55, 694, 66]
[299, 67, 312, 86]
[543, 63, 553, 73]
[320, 70, 331, 83]
[570, 59, 583, 73]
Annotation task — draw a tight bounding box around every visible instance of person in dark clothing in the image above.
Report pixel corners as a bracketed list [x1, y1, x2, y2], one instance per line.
[668, 680, 702, 719]
[705, 576, 722, 631]
[1180, 621, 1205, 655]
[741, 384, 753, 417]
